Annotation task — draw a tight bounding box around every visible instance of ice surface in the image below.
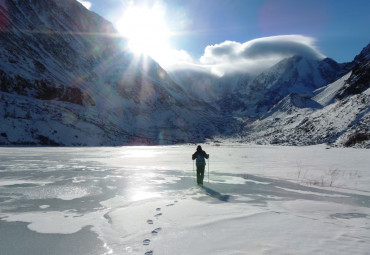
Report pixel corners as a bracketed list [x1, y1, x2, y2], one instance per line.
[0, 144, 369, 255]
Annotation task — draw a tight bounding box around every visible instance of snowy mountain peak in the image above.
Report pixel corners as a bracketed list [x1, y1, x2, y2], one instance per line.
[240, 43, 370, 148]
[0, 1, 368, 147]
[220, 55, 343, 118]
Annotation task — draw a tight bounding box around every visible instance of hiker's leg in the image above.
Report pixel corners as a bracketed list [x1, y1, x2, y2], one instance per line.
[199, 165, 205, 184]
[196, 168, 201, 184]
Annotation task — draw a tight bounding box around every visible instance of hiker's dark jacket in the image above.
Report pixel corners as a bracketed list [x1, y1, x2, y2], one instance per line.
[192, 150, 209, 166]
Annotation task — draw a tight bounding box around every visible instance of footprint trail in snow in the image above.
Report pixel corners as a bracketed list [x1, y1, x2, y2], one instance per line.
[143, 200, 179, 255]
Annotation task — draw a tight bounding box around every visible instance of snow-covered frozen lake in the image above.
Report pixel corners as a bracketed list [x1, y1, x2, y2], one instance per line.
[0, 144, 369, 255]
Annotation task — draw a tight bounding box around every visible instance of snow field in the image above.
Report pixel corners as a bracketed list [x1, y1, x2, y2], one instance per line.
[0, 144, 369, 254]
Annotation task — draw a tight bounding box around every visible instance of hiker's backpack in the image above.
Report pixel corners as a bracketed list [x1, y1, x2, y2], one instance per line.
[196, 153, 206, 165]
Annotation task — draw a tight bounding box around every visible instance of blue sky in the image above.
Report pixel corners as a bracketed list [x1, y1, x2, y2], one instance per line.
[80, 0, 369, 67]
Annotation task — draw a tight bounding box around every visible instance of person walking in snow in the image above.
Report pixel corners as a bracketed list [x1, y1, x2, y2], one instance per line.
[192, 145, 209, 185]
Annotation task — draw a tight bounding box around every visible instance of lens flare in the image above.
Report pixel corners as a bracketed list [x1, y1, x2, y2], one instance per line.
[116, 4, 169, 56]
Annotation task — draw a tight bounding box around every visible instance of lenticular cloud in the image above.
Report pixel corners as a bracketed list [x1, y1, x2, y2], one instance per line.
[241, 35, 325, 60]
[198, 35, 326, 75]
[201, 35, 325, 64]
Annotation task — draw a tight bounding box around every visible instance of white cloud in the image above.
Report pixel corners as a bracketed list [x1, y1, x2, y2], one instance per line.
[171, 49, 194, 64]
[77, 0, 92, 10]
[201, 35, 324, 64]
[151, 48, 195, 71]
[167, 35, 326, 77]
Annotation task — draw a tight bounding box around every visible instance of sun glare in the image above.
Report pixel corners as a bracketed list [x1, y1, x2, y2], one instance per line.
[116, 5, 171, 59]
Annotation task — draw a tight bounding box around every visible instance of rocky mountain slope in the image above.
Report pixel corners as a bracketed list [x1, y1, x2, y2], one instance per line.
[0, 0, 368, 147]
[0, 0, 232, 145]
[217, 55, 344, 118]
[169, 68, 253, 103]
[240, 44, 370, 148]
[170, 43, 369, 148]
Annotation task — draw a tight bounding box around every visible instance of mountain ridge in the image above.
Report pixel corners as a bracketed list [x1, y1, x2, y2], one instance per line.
[0, 0, 233, 145]
[0, 0, 368, 147]
[240, 46, 370, 148]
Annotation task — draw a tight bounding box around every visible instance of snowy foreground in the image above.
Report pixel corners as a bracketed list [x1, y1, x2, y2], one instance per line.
[0, 144, 369, 255]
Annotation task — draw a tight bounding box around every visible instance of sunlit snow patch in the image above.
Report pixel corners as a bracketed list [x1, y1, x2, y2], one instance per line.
[209, 175, 246, 184]
[130, 190, 161, 201]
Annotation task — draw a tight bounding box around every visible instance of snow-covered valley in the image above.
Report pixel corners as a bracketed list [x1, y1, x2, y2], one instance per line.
[0, 1, 368, 253]
[0, 0, 369, 147]
[1, 144, 369, 254]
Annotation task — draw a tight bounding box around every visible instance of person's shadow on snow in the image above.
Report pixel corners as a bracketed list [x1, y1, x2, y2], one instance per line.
[200, 185, 230, 202]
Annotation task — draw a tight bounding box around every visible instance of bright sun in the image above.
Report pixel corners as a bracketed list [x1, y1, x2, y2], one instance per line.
[116, 5, 171, 62]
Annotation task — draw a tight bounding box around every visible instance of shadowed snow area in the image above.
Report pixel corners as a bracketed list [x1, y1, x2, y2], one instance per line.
[0, 145, 369, 255]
